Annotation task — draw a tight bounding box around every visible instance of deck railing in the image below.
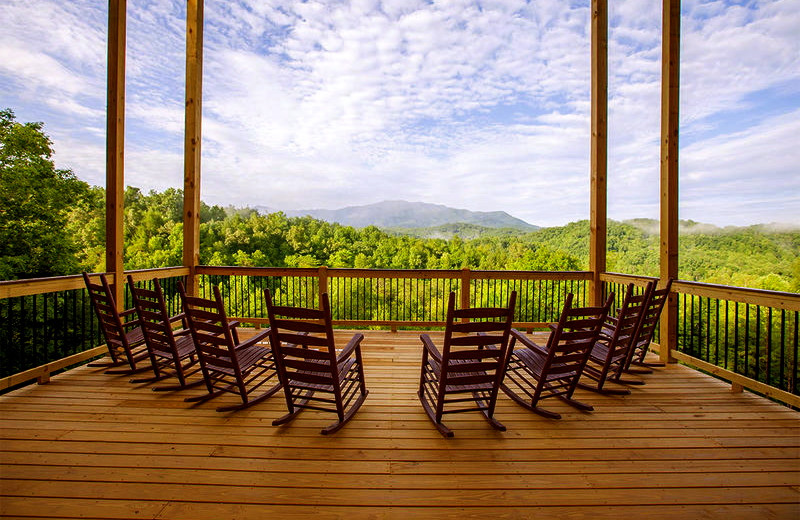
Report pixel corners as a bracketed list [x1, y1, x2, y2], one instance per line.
[196, 266, 589, 329]
[601, 272, 800, 406]
[0, 268, 188, 388]
[1, 266, 798, 407]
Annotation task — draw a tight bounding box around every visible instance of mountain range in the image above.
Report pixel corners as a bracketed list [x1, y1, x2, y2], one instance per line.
[255, 200, 538, 230]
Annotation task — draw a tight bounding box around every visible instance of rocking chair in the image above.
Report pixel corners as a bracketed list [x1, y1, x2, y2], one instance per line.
[83, 272, 149, 374]
[127, 275, 203, 391]
[579, 282, 653, 394]
[417, 291, 516, 437]
[624, 278, 673, 373]
[178, 283, 281, 412]
[501, 293, 611, 419]
[265, 289, 369, 435]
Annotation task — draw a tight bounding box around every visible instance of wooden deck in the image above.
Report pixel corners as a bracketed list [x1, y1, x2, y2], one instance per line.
[1, 330, 798, 519]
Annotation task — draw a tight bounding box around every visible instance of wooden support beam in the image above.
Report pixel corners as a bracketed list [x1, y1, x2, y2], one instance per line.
[106, 0, 126, 309]
[589, 0, 608, 307]
[660, 0, 681, 363]
[183, 0, 204, 296]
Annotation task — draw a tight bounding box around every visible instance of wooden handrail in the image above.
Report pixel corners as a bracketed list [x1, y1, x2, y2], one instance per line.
[0, 267, 190, 299]
[197, 265, 592, 281]
[600, 272, 800, 310]
[672, 280, 800, 312]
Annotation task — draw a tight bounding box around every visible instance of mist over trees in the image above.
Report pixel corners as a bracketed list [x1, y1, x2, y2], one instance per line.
[1, 109, 797, 292]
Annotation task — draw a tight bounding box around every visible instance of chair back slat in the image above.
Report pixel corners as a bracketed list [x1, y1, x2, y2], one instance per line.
[271, 319, 327, 335]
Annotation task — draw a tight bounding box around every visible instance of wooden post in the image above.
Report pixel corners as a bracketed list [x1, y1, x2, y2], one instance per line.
[183, 0, 203, 296]
[318, 266, 329, 309]
[589, 0, 608, 307]
[106, 0, 126, 309]
[460, 268, 471, 312]
[660, 0, 680, 363]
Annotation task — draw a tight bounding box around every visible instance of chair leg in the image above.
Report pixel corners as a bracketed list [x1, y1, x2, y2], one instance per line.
[185, 387, 226, 404]
[152, 377, 205, 392]
[474, 391, 506, 431]
[321, 389, 369, 435]
[216, 381, 281, 413]
[501, 383, 563, 419]
[418, 389, 453, 438]
[273, 389, 314, 426]
[130, 371, 172, 384]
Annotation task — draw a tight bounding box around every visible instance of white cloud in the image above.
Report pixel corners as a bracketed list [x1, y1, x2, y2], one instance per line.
[0, 0, 797, 228]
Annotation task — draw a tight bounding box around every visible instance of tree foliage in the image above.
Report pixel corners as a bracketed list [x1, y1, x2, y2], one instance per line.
[0, 109, 93, 279]
[0, 109, 798, 293]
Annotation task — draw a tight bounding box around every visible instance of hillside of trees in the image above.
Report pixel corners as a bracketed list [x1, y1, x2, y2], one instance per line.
[2, 108, 798, 292]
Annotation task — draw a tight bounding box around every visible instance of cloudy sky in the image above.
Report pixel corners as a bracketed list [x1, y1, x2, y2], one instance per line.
[1, 0, 798, 227]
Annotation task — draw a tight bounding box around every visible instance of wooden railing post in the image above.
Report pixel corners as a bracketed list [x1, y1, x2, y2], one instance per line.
[659, 0, 680, 364]
[460, 268, 471, 314]
[318, 266, 328, 309]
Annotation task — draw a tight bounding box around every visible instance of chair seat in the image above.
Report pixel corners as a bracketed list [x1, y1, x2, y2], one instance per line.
[588, 338, 629, 365]
[289, 358, 355, 393]
[150, 333, 195, 360]
[206, 344, 271, 375]
[125, 326, 144, 346]
[513, 346, 579, 382]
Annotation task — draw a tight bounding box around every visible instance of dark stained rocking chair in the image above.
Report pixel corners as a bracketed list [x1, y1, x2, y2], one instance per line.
[265, 289, 369, 435]
[178, 282, 281, 412]
[624, 278, 673, 373]
[578, 282, 653, 395]
[417, 291, 516, 437]
[83, 272, 149, 374]
[501, 293, 611, 419]
[127, 275, 203, 391]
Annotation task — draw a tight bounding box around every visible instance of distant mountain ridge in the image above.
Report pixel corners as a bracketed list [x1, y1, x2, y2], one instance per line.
[257, 200, 538, 230]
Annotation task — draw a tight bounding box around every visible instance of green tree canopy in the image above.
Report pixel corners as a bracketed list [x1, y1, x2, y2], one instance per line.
[0, 109, 90, 279]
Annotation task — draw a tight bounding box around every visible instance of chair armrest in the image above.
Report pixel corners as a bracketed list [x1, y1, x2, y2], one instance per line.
[510, 329, 548, 357]
[420, 334, 442, 363]
[337, 333, 364, 363]
[235, 328, 271, 351]
[169, 312, 186, 323]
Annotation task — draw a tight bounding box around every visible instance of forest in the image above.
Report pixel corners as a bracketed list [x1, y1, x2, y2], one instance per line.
[2, 108, 799, 293]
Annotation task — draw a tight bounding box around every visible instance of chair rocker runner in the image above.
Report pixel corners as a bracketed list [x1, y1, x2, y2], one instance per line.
[127, 275, 203, 391]
[265, 289, 369, 435]
[178, 283, 281, 412]
[578, 282, 653, 395]
[83, 272, 149, 374]
[624, 278, 673, 374]
[501, 293, 611, 419]
[418, 291, 516, 437]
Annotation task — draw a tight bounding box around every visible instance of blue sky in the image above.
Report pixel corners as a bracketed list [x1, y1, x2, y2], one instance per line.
[1, 0, 798, 227]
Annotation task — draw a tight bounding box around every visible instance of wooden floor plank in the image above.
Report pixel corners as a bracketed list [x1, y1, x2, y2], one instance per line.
[1, 329, 798, 519]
